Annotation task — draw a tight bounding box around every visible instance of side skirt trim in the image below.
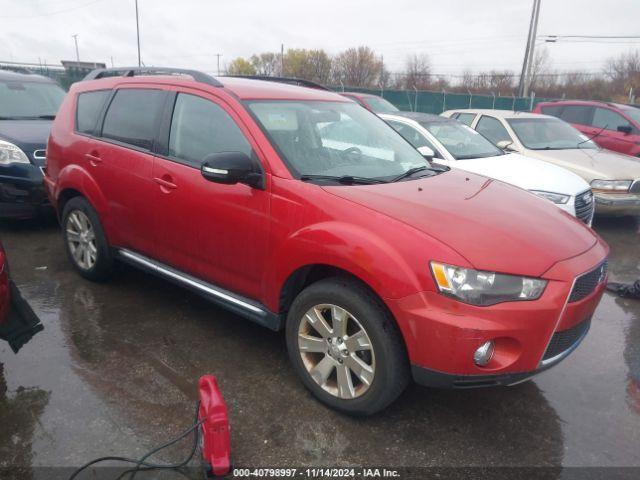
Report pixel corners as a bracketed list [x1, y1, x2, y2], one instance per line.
[118, 248, 283, 331]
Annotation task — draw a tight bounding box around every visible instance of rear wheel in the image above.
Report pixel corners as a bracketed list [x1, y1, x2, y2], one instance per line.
[62, 197, 113, 281]
[286, 277, 409, 416]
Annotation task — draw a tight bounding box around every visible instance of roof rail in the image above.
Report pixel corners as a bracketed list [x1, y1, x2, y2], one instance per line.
[83, 67, 223, 87]
[224, 75, 330, 91]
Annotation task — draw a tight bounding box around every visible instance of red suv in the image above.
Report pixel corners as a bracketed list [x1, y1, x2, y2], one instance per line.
[534, 100, 640, 157]
[45, 68, 608, 415]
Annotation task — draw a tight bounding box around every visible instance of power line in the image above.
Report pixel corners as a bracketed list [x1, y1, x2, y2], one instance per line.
[0, 0, 105, 18]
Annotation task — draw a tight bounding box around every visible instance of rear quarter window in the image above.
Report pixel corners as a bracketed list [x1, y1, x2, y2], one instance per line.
[76, 90, 111, 134]
[539, 105, 563, 117]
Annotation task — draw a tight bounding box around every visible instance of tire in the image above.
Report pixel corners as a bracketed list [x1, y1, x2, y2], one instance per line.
[61, 196, 113, 281]
[286, 277, 410, 416]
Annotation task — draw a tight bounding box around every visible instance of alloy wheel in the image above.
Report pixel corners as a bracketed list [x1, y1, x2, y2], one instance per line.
[298, 304, 375, 399]
[66, 210, 98, 271]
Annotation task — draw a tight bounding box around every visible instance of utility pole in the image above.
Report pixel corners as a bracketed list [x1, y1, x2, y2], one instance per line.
[280, 44, 284, 76]
[72, 34, 80, 62]
[518, 0, 541, 98]
[215, 53, 222, 76]
[135, 0, 142, 67]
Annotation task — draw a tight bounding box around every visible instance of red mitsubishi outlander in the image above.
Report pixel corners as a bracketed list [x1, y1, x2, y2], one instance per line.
[45, 68, 608, 415]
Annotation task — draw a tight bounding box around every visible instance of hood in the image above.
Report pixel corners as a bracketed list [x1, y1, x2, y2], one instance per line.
[451, 153, 590, 196]
[0, 119, 52, 145]
[524, 148, 640, 182]
[324, 169, 597, 277]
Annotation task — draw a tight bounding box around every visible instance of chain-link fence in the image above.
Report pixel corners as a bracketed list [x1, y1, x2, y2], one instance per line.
[330, 86, 555, 113]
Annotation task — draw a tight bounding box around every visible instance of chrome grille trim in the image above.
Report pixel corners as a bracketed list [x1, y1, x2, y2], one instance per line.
[32, 149, 46, 160]
[574, 189, 594, 225]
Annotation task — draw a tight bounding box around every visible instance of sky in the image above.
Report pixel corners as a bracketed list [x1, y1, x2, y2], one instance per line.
[0, 0, 639, 77]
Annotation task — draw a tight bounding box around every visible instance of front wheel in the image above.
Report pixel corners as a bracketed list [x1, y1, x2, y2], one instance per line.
[286, 277, 409, 416]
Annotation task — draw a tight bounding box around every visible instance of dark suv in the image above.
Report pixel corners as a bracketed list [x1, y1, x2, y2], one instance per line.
[0, 70, 65, 219]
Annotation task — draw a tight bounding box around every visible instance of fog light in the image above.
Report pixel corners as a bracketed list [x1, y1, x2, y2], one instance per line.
[474, 341, 494, 366]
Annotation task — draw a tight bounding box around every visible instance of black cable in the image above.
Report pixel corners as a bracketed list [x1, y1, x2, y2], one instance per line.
[68, 402, 204, 480]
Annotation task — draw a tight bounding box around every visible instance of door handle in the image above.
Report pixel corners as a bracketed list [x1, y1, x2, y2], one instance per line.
[84, 152, 102, 166]
[153, 176, 178, 190]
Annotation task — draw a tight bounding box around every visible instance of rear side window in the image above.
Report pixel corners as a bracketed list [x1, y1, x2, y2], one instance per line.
[456, 113, 476, 126]
[559, 105, 592, 125]
[168, 93, 252, 166]
[76, 90, 110, 134]
[475, 116, 511, 144]
[540, 105, 563, 117]
[101, 89, 165, 150]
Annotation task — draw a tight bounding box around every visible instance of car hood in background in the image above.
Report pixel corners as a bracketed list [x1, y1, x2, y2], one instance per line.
[0, 119, 52, 145]
[324, 169, 598, 278]
[448, 153, 590, 196]
[524, 148, 640, 181]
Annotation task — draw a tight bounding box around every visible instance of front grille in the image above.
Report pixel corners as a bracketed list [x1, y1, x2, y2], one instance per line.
[568, 260, 607, 303]
[574, 189, 594, 224]
[32, 149, 46, 160]
[631, 179, 640, 194]
[542, 316, 591, 361]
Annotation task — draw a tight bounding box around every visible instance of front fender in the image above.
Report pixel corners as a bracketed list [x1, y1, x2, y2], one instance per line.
[264, 221, 425, 312]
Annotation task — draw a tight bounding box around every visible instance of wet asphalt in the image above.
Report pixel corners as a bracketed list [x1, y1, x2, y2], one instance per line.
[0, 214, 639, 478]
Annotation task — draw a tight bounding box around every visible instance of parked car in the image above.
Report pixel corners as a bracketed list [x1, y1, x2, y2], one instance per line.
[339, 92, 400, 114]
[0, 70, 65, 219]
[533, 100, 640, 157]
[443, 109, 640, 216]
[380, 112, 594, 225]
[46, 68, 608, 415]
[0, 241, 43, 352]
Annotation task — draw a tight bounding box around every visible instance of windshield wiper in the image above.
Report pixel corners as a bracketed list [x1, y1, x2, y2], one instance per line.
[300, 174, 388, 185]
[390, 166, 431, 182]
[577, 124, 606, 148]
[0, 114, 56, 120]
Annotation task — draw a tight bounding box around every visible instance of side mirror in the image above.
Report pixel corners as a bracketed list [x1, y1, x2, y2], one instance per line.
[417, 146, 435, 160]
[497, 140, 516, 151]
[201, 152, 264, 189]
[617, 125, 632, 134]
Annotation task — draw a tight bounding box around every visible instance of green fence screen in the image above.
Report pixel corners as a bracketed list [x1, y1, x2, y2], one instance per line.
[330, 86, 555, 114]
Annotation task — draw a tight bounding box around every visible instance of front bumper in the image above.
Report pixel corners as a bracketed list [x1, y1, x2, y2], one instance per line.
[594, 192, 640, 216]
[0, 164, 50, 219]
[385, 239, 608, 386]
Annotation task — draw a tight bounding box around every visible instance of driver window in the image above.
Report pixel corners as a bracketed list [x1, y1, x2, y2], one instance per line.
[476, 116, 511, 145]
[169, 93, 252, 167]
[387, 120, 441, 158]
[592, 108, 632, 132]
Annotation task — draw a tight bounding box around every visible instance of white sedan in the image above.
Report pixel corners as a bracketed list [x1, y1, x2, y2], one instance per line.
[380, 112, 595, 225]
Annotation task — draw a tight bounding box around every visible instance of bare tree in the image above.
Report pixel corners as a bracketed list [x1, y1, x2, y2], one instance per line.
[401, 54, 432, 90]
[331, 46, 383, 88]
[528, 47, 551, 92]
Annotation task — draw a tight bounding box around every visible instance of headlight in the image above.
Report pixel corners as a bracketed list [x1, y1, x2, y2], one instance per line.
[530, 190, 570, 204]
[0, 140, 29, 165]
[430, 262, 547, 306]
[590, 179, 632, 192]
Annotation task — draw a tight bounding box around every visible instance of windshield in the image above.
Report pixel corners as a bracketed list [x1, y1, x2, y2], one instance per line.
[366, 96, 399, 113]
[0, 80, 65, 118]
[422, 121, 503, 159]
[507, 117, 598, 150]
[621, 107, 640, 125]
[247, 101, 428, 181]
